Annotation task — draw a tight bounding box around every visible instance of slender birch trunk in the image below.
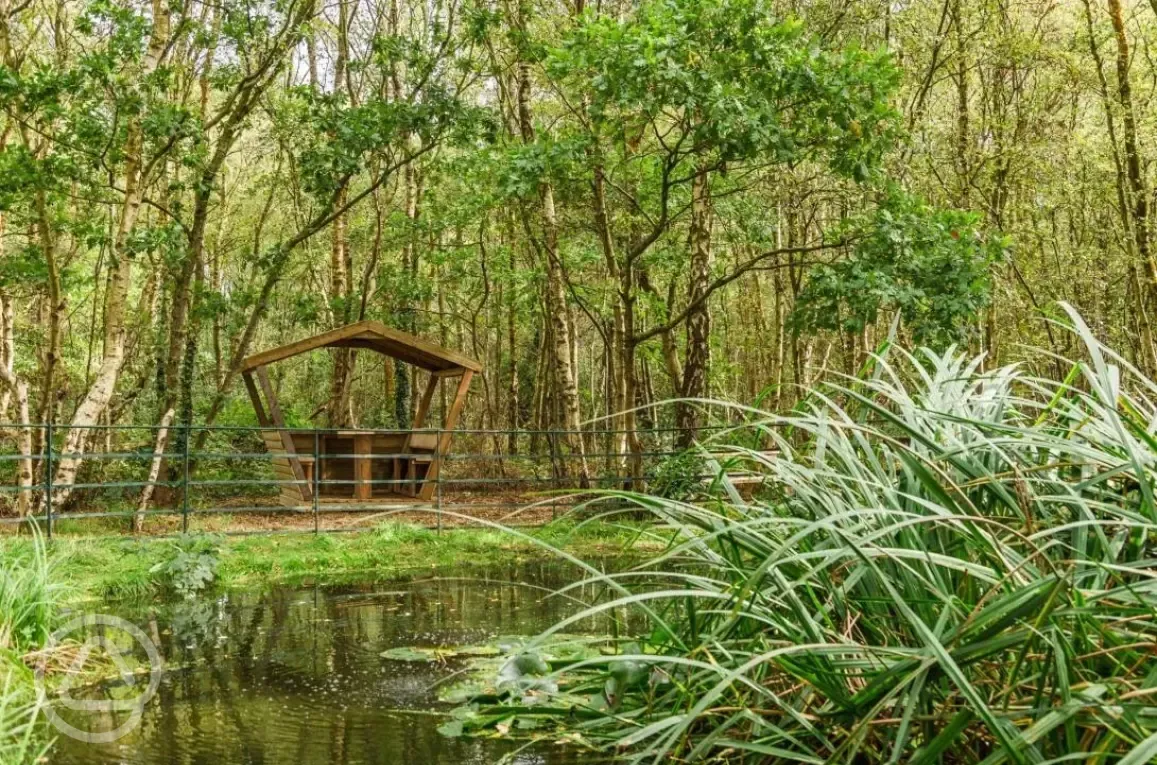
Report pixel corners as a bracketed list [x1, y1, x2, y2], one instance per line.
[0, 285, 32, 516]
[134, 407, 175, 533]
[512, 0, 589, 486]
[52, 0, 170, 501]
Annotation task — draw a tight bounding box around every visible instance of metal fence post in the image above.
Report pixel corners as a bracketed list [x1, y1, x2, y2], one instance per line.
[181, 424, 190, 534]
[436, 428, 443, 535]
[548, 430, 559, 520]
[44, 421, 53, 540]
[312, 430, 320, 534]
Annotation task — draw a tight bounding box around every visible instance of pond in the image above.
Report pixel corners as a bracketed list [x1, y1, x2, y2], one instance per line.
[50, 560, 621, 765]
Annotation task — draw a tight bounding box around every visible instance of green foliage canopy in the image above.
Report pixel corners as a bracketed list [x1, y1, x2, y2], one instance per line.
[792, 188, 1006, 345]
[549, 0, 900, 177]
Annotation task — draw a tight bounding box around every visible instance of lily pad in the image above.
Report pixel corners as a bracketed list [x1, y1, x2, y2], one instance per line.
[437, 719, 464, 738]
[454, 644, 502, 657]
[438, 678, 495, 704]
[381, 646, 442, 662]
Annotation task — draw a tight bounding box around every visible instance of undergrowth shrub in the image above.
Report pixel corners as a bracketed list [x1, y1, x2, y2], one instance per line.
[647, 451, 709, 502]
[151, 534, 222, 598]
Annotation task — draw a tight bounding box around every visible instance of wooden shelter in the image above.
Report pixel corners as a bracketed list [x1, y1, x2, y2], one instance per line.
[240, 321, 481, 506]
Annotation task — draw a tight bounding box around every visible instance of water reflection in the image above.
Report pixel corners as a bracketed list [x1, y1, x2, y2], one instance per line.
[51, 561, 618, 765]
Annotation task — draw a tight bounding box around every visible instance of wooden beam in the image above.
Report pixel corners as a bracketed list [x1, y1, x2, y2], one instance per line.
[242, 371, 272, 427]
[441, 370, 473, 439]
[413, 373, 439, 430]
[397, 373, 443, 497]
[333, 338, 452, 371]
[357, 321, 482, 372]
[353, 433, 373, 501]
[255, 366, 311, 502]
[240, 320, 482, 373]
[418, 370, 473, 501]
[241, 323, 373, 371]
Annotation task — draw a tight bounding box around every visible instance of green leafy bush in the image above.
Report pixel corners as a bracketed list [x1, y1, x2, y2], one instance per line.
[647, 450, 709, 502]
[151, 534, 222, 599]
[792, 186, 1005, 346]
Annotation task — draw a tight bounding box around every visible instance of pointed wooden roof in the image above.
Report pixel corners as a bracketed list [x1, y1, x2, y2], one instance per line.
[240, 321, 482, 374]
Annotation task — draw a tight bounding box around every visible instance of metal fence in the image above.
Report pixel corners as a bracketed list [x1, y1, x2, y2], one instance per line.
[0, 422, 746, 538]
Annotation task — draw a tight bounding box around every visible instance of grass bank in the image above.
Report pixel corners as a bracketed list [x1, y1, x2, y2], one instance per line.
[0, 519, 658, 604]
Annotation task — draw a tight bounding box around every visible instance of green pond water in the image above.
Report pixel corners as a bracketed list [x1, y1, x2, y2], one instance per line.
[50, 561, 621, 765]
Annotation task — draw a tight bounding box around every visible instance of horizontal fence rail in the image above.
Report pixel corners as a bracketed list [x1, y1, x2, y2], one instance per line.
[0, 422, 768, 539]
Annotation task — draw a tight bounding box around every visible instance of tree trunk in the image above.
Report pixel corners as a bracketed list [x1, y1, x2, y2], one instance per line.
[591, 162, 628, 468]
[135, 407, 174, 533]
[0, 290, 32, 516]
[1080, 0, 1156, 368]
[677, 165, 712, 446]
[32, 188, 62, 433]
[951, 0, 971, 208]
[541, 185, 591, 486]
[506, 220, 520, 453]
[52, 0, 169, 500]
[621, 270, 643, 486]
[1106, 0, 1157, 325]
[328, 188, 355, 427]
[395, 157, 420, 429]
[773, 208, 787, 409]
[327, 0, 356, 427]
[512, 0, 589, 486]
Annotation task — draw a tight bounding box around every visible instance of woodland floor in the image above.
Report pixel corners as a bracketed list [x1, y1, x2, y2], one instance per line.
[0, 489, 599, 537]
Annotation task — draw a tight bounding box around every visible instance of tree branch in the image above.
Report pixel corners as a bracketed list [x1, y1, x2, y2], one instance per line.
[633, 240, 844, 344]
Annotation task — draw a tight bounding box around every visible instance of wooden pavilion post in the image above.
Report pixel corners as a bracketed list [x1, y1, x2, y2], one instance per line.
[399, 373, 441, 496]
[418, 370, 473, 501]
[414, 373, 439, 429]
[252, 365, 311, 502]
[242, 371, 271, 426]
[353, 432, 373, 501]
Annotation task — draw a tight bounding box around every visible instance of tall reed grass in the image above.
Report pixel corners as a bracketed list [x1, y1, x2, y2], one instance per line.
[0, 529, 59, 764]
[0, 529, 62, 653]
[476, 305, 1157, 763]
[0, 668, 45, 765]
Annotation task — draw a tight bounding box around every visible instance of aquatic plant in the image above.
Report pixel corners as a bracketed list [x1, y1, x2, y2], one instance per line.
[460, 305, 1157, 762]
